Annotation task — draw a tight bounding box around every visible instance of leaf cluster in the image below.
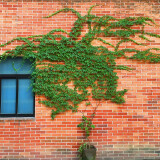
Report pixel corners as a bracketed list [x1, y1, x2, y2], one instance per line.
[78, 116, 95, 137]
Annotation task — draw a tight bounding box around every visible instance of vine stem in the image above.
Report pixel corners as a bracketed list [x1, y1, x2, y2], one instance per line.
[78, 99, 102, 144]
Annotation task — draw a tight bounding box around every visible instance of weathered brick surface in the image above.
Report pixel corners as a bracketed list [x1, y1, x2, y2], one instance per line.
[0, 0, 160, 159]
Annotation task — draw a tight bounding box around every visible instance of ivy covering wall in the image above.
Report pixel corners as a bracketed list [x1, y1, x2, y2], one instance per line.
[0, 6, 160, 119]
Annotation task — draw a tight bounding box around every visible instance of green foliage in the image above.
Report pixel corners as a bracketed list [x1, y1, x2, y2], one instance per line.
[78, 142, 88, 153]
[78, 142, 88, 160]
[0, 6, 160, 119]
[78, 116, 95, 137]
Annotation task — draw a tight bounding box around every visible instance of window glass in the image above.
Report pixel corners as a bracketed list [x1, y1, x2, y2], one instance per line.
[18, 79, 34, 114]
[0, 57, 33, 74]
[1, 79, 16, 114]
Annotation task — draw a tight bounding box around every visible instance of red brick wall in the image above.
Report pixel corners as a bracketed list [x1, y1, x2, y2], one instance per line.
[0, 0, 160, 159]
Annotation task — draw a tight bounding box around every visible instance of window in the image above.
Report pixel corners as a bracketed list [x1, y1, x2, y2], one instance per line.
[0, 57, 35, 117]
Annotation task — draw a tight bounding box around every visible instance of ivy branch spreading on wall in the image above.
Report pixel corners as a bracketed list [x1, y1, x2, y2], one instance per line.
[0, 5, 160, 120]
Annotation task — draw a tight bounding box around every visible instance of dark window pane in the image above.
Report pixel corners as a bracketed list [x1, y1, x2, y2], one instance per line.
[18, 79, 34, 114]
[1, 79, 16, 114]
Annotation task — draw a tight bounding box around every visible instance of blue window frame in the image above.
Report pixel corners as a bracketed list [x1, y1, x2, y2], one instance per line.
[0, 57, 35, 117]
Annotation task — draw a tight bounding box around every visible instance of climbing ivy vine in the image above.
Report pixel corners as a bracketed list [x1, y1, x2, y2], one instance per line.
[0, 6, 160, 119]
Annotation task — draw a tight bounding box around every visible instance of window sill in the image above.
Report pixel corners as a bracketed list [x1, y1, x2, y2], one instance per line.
[0, 117, 35, 121]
